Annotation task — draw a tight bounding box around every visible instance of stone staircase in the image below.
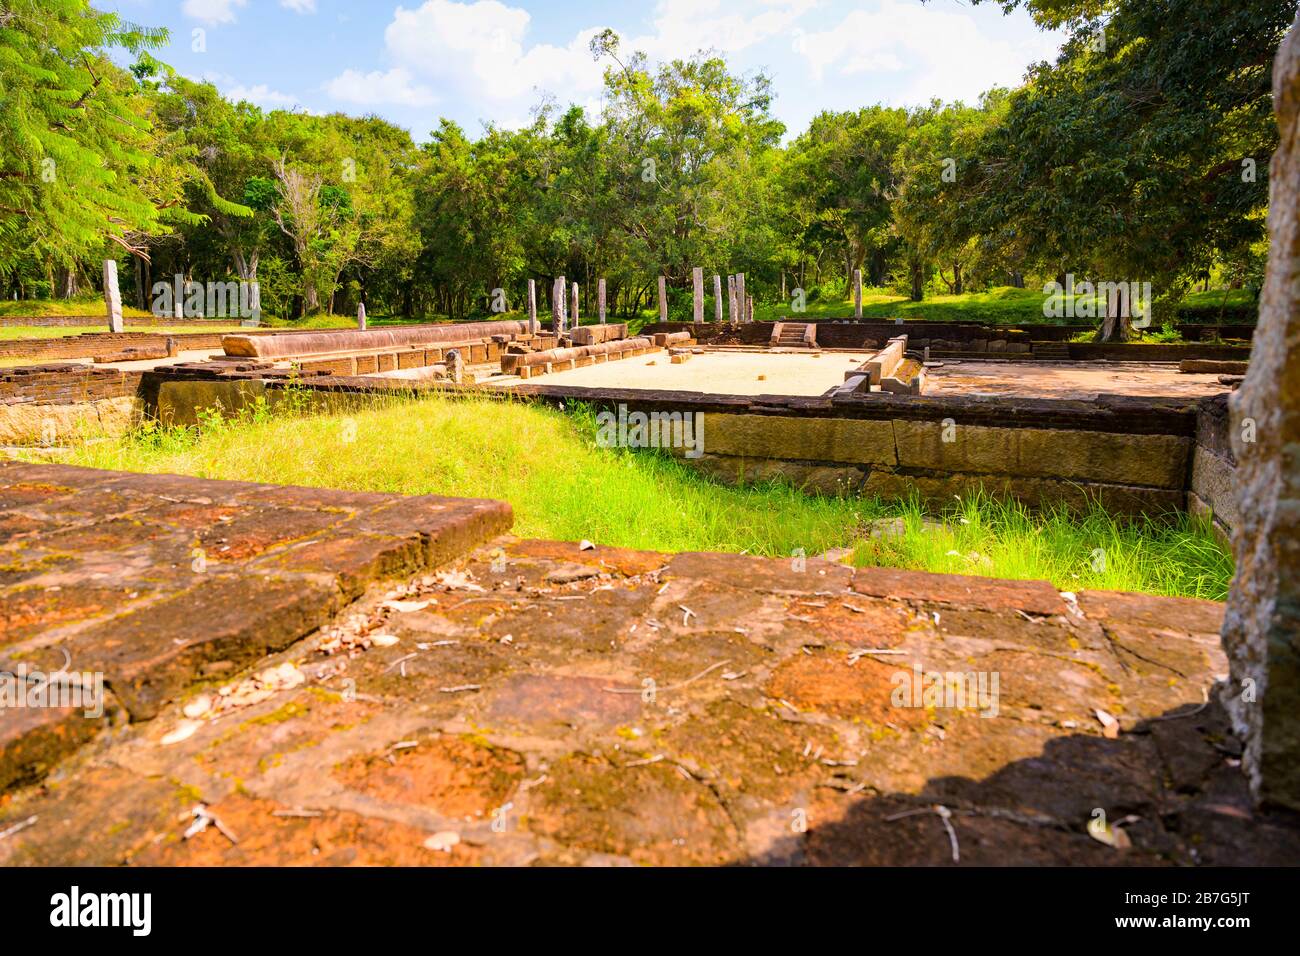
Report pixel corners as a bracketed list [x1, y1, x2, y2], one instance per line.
[1033, 342, 1071, 360]
[770, 322, 817, 348]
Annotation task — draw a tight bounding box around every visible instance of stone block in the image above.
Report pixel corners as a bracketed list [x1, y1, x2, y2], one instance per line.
[853, 566, 1065, 616]
[699, 413, 897, 465]
[891, 420, 1189, 488]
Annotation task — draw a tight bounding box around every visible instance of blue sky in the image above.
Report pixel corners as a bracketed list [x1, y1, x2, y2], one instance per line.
[105, 0, 1066, 141]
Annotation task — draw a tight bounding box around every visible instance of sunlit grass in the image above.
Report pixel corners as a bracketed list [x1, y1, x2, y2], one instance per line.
[26, 392, 1232, 600]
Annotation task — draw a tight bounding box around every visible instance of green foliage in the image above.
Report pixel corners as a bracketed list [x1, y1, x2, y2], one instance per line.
[0, 1, 1279, 335]
[961, 0, 1291, 338]
[0, 0, 170, 267]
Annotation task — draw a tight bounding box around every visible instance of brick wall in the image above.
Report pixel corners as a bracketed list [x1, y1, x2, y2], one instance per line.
[0, 331, 230, 362]
[0, 364, 143, 404]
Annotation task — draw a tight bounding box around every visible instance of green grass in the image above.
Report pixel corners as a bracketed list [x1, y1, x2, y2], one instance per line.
[20, 391, 1233, 600]
[0, 298, 155, 319]
[752, 286, 1091, 326]
[753, 285, 1256, 327]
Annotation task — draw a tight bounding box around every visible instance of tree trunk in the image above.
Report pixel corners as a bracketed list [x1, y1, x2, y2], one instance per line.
[1094, 290, 1134, 342]
[135, 255, 147, 311]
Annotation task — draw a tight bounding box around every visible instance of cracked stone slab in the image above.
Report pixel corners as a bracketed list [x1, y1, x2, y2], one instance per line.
[0, 461, 512, 786]
[2, 532, 1296, 866]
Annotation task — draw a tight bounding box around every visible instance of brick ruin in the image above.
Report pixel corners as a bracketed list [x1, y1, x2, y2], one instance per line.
[1, 460, 1297, 866]
[1, 17, 1298, 864]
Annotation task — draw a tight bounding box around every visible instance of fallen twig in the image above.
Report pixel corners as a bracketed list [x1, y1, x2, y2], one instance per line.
[0, 815, 37, 842]
[602, 660, 731, 695]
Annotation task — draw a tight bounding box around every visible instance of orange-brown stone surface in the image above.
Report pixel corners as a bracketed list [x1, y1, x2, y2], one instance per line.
[2, 477, 1298, 865]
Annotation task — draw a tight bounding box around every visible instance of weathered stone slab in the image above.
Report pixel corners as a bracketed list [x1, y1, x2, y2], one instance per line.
[0, 463, 517, 784]
[852, 566, 1065, 616]
[2, 537, 1293, 867]
[0, 699, 118, 793]
[71, 574, 340, 720]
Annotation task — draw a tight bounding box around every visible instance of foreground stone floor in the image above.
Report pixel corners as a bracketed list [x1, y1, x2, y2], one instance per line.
[2, 463, 1298, 866]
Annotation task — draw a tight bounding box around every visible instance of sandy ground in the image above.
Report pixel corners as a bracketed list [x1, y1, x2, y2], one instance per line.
[498, 350, 1232, 401]
[924, 360, 1231, 400]
[502, 349, 866, 396]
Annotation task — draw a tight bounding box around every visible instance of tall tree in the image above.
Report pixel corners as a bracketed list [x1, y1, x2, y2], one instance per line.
[968, 0, 1293, 338]
[0, 1, 170, 270]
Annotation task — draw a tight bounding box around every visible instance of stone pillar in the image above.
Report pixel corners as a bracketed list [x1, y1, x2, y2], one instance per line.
[747, 295, 754, 323]
[103, 259, 123, 333]
[528, 279, 538, 335]
[1222, 13, 1300, 810]
[357, 302, 367, 330]
[446, 348, 464, 385]
[727, 275, 738, 324]
[554, 276, 567, 334]
[657, 275, 668, 323]
[736, 273, 747, 322]
[598, 278, 606, 324]
[854, 268, 863, 319]
[713, 274, 724, 322]
[692, 267, 705, 324]
[571, 282, 580, 325]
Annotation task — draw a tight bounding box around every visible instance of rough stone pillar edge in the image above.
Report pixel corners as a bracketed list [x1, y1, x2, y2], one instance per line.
[1221, 13, 1300, 810]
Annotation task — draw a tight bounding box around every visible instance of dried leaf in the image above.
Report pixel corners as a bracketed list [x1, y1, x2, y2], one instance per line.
[1086, 814, 1131, 849]
[383, 599, 432, 614]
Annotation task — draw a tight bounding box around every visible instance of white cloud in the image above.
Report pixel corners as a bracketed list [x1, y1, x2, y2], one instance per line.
[349, 0, 812, 121]
[200, 71, 305, 109]
[281, 0, 318, 13]
[324, 68, 438, 107]
[182, 0, 247, 26]
[380, 0, 606, 103]
[629, 0, 818, 60]
[225, 83, 301, 108]
[319, 0, 1060, 129]
[792, 0, 1064, 103]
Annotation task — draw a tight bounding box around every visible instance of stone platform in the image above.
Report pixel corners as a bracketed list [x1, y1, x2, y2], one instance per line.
[2, 471, 1297, 866]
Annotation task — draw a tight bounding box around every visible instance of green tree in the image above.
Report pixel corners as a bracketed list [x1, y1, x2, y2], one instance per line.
[967, 0, 1292, 338]
[0, 1, 170, 272]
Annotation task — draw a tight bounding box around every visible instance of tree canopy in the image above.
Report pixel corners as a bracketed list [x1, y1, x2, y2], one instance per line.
[0, 0, 1289, 336]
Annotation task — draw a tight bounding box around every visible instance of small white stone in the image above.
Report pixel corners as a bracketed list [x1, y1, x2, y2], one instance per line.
[423, 831, 460, 852]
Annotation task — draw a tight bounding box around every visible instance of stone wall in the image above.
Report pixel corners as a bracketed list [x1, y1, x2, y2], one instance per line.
[514, 383, 1201, 517]
[1189, 394, 1238, 536]
[648, 320, 1033, 352]
[646, 321, 1253, 361]
[0, 330, 233, 363]
[0, 365, 143, 444]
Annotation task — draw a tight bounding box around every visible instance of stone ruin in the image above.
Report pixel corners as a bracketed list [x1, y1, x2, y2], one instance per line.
[0, 16, 1297, 866]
